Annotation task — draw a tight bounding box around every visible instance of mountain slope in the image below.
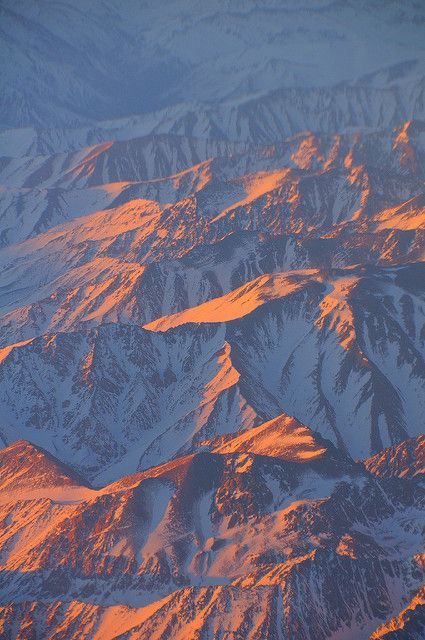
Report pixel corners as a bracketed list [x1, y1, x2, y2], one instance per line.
[370, 587, 425, 640]
[0, 440, 86, 493]
[146, 263, 425, 458]
[0, 323, 257, 482]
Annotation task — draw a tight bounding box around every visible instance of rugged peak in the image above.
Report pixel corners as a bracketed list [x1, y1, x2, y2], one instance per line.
[364, 435, 425, 479]
[209, 413, 328, 463]
[0, 439, 86, 493]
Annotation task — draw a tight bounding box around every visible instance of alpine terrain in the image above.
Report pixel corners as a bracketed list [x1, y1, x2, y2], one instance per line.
[0, 1, 424, 638]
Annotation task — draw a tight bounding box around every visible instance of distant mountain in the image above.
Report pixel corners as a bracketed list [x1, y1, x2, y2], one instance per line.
[1, 0, 425, 129]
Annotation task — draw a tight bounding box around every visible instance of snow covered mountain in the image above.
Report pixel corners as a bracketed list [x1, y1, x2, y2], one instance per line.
[0, 426, 423, 639]
[0, 263, 423, 483]
[1, 0, 425, 130]
[0, 1, 424, 638]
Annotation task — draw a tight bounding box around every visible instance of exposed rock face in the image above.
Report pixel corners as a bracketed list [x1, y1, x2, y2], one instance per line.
[364, 435, 425, 479]
[370, 587, 425, 640]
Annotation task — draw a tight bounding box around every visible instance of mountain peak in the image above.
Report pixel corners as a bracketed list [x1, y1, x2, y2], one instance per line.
[364, 435, 425, 479]
[208, 413, 328, 462]
[0, 440, 86, 494]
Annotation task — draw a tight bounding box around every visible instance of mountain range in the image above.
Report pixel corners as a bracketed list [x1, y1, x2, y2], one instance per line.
[0, 1, 424, 638]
